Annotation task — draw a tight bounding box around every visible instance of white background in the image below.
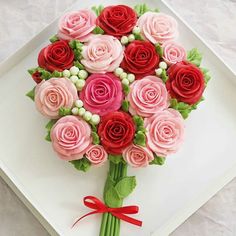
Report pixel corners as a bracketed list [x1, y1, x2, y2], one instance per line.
[0, 0, 236, 235]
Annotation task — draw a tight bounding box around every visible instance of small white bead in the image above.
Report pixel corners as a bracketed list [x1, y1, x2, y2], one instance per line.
[121, 36, 129, 45]
[91, 114, 100, 125]
[155, 68, 163, 76]
[75, 99, 83, 108]
[78, 108, 86, 116]
[63, 69, 70, 78]
[122, 78, 130, 86]
[128, 34, 135, 42]
[83, 111, 92, 121]
[78, 70, 88, 80]
[159, 61, 168, 70]
[127, 74, 135, 83]
[70, 66, 80, 76]
[76, 79, 86, 91]
[120, 72, 128, 80]
[132, 26, 141, 35]
[70, 75, 79, 84]
[72, 107, 79, 115]
[114, 67, 124, 76]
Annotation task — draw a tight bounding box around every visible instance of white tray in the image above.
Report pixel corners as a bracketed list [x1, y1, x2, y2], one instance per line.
[1, 0, 236, 236]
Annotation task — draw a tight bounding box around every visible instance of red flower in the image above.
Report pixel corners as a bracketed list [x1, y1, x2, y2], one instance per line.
[166, 61, 205, 104]
[121, 40, 160, 79]
[98, 112, 135, 155]
[38, 40, 74, 72]
[32, 71, 42, 84]
[97, 5, 137, 38]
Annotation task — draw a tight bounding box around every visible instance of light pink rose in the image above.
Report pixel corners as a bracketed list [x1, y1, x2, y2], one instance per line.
[35, 77, 78, 119]
[85, 145, 108, 166]
[79, 73, 123, 116]
[51, 116, 92, 161]
[58, 10, 97, 42]
[162, 41, 186, 65]
[81, 35, 124, 73]
[144, 109, 185, 157]
[123, 144, 154, 168]
[137, 12, 178, 44]
[127, 76, 169, 117]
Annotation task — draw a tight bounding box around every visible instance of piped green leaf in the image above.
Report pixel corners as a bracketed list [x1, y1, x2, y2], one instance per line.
[134, 4, 150, 17]
[121, 100, 129, 112]
[93, 26, 104, 34]
[122, 84, 130, 95]
[45, 119, 57, 130]
[92, 5, 104, 16]
[134, 131, 146, 146]
[45, 132, 51, 142]
[150, 154, 166, 165]
[108, 154, 124, 164]
[74, 61, 85, 70]
[160, 69, 168, 83]
[70, 158, 91, 172]
[59, 107, 72, 116]
[26, 87, 35, 101]
[187, 48, 202, 67]
[104, 186, 122, 208]
[92, 131, 100, 145]
[155, 43, 163, 57]
[115, 176, 136, 198]
[49, 35, 59, 43]
[27, 67, 38, 75]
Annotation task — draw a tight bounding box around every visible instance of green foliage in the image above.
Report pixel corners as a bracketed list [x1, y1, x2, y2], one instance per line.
[161, 69, 168, 83]
[155, 43, 163, 57]
[74, 61, 85, 70]
[187, 48, 202, 67]
[91, 131, 100, 145]
[37, 67, 52, 80]
[70, 158, 91, 172]
[201, 67, 211, 85]
[150, 154, 165, 165]
[122, 84, 130, 95]
[134, 4, 159, 17]
[121, 100, 129, 112]
[104, 186, 122, 208]
[45, 119, 57, 142]
[27, 67, 37, 75]
[92, 5, 104, 16]
[59, 107, 72, 116]
[134, 131, 146, 146]
[93, 26, 104, 34]
[69, 40, 84, 60]
[26, 87, 35, 101]
[115, 176, 136, 198]
[108, 154, 125, 164]
[133, 115, 146, 133]
[51, 70, 62, 77]
[49, 35, 59, 43]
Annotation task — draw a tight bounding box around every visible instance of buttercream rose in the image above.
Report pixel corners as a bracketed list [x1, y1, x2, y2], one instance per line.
[166, 61, 205, 104]
[81, 35, 124, 73]
[51, 116, 92, 160]
[38, 40, 74, 72]
[137, 12, 178, 44]
[58, 10, 97, 42]
[144, 109, 185, 157]
[86, 145, 108, 166]
[35, 77, 78, 119]
[127, 76, 169, 117]
[97, 5, 137, 38]
[123, 144, 154, 168]
[162, 41, 186, 65]
[121, 40, 159, 79]
[80, 73, 123, 116]
[98, 112, 135, 154]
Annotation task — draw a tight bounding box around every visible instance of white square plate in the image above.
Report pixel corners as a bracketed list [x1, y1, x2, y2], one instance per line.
[1, 1, 236, 235]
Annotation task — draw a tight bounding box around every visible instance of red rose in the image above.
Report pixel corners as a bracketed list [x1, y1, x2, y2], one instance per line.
[32, 71, 42, 84]
[98, 111, 135, 155]
[38, 40, 74, 72]
[121, 40, 160, 79]
[97, 5, 137, 38]
[166, 61, 205, 104]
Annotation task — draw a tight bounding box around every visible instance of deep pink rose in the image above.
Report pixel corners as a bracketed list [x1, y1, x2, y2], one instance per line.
[86, 145, 108, 166]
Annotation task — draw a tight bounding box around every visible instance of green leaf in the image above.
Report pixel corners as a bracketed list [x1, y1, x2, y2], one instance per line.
[92, 5, 104, 16]
[150, 154, 166, 165]
[108, 154, 124, 164]
[201, 67, 211, 84]
[133, 115, 144, 127]
[59, 107, 72, 116]
[187, 48, 202, 67]
[155, 43, 163, 57]
[104, 186, 122, 208]
[26, 87, 35, 101]
[161, 69, 169, 83]
[92, 131, 100, 145]
[134, 4, 150, 17]
[115, 176, 136, 198]
[122, 84, 130, 95]
[74, 61, 85, 70]
[45, 132, 51, 142]
[45, 119, 57, 130]
[121, 100, 129, 112]
[134, 33, 143, 40]
[27, 67, 38, 75]
[49, 35, 59, 43]
[52, 70, 62, 77]
[70, 158, 91, 172]
[93, 26, 104, 34]
[37, 67, 52, 80]
[134, 131, 146, 146]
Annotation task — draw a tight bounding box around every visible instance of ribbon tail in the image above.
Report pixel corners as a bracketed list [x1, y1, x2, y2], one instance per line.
[72, 210, 100, 228]
[112, 212, 142, 227]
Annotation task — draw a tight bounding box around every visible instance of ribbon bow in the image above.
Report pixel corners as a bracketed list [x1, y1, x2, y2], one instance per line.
[72, 196, 142, 228]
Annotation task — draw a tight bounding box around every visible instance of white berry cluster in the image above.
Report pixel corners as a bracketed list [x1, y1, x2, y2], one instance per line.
[114, 67, 135, 86]
[155, 61, 168, 76]
[63, 66, 88, 91]
[120, 26, 141, 45]
[71, 99, 100, 125]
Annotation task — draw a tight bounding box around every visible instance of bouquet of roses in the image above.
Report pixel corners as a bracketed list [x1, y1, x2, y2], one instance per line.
[26, 3, 210, 236]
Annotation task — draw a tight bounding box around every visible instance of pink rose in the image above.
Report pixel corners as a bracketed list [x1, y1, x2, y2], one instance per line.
[85, 145, 108, 166]
[137, 12, 178, 44]
[51, 116, 92, 160]
[144, 109, 185, 157]
[35, 78, 78, 119]
[58, 10, 97, 42]
[81, 35, 124, 73]
[162, 41, 186, 65]
[79, 73, 123, 116]
[123, 144, 154, 168]
[127, 76, 169, 117]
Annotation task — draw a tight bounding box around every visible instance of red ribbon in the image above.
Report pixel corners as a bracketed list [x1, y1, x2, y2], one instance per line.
[72, 196, 142, 228]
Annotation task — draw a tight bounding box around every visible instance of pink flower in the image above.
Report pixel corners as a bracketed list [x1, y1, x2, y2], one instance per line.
[123, 144, 154, 168]
[144, 109, 185, 157]
[137, 12, 178, 44]
[85, 145, 108, 166]
[162, 41, 186, 65]
[58, 10, 97, 42]
[79, 73, 123, 116]
[81, 35, 124, 73]
[35, 77, 78, 119]
[51, 116, 92, 161]
[127, 76, 169, 117]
